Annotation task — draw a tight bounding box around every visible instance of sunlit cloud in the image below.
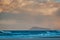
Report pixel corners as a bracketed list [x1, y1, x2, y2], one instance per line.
[0, 0, 59, 15]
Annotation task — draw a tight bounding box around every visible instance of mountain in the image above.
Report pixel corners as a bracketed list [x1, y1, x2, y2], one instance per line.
[30, 27, 50, 30]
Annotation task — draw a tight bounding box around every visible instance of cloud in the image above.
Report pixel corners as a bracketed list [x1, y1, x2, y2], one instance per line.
[0, 20, 17, 24]
[0, 0, 60, 30]
[0, 0, 59, 15]
[0, 12, 60, 30]
[54, 8, 60, 17]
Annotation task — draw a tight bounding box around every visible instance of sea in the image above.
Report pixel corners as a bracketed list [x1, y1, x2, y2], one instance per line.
[0, 30, 60, 40]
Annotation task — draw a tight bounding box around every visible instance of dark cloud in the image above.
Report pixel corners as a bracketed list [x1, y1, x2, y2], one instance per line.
[55, 9, 60, 17]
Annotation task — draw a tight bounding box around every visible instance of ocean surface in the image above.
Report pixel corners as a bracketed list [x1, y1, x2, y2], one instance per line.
[0, 30, 60, 40]
[0, 38, 60, 40]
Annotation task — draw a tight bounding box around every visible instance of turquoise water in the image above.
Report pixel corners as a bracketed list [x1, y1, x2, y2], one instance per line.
[0, 30, 60, 39]
[0, 38, 60, 40]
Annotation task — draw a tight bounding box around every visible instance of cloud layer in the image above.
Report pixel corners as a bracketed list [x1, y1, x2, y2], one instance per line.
[0, 0, 60, 30]
[0, 0, 60, 15]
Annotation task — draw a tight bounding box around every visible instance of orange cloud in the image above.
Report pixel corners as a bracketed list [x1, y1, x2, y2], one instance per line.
[0, 0, 60, 15]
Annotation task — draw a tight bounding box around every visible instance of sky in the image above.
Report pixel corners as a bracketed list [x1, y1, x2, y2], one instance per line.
[55, 0, 60, 2]
[0, 0, 60, 30]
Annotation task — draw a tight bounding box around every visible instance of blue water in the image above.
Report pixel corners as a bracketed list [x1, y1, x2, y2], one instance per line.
[0, 30, 60, 40]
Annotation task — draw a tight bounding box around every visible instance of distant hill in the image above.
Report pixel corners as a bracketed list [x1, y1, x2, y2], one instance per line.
[30, 27, 50, 30]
